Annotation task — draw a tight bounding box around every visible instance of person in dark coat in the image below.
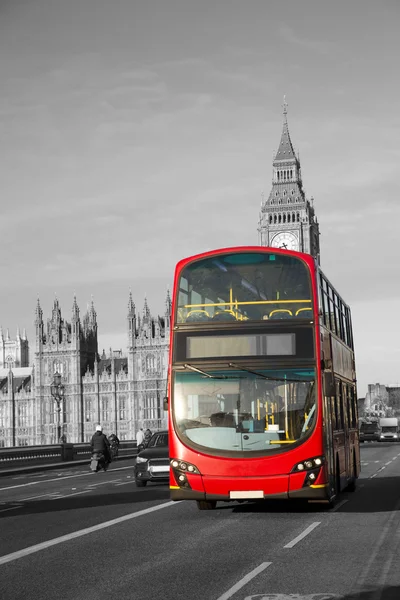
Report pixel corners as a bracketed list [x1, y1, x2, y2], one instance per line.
[108, 433, 120, 460]
[143, 428, 152, 447]
[90, 424, 111, 469]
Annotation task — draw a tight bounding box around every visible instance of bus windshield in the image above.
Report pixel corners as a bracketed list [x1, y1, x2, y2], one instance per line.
[177, 251, 313, 324]
[172, 367, 316, 455]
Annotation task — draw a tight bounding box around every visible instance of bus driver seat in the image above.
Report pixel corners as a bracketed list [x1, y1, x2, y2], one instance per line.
[210, 412, 236, 427]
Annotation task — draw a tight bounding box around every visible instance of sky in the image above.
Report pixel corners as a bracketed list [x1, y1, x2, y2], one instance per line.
[0, 0, 399, 397]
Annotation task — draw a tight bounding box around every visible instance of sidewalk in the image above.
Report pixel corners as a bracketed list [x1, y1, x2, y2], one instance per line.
[0, 454, 137, 477]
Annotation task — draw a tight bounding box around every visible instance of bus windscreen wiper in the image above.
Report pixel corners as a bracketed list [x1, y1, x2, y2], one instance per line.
[183, 364, 229, 379]
[228, 362, 313, 383]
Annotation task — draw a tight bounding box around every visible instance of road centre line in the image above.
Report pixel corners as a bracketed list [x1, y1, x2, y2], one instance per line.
[215, 562, 272, 600]
[0, 501, 180, 566]
[283, 522, 320, 548]
[0, 466, 133, 492]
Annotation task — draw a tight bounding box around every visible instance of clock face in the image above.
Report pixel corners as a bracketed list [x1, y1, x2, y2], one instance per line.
[271, 232, 298, 251]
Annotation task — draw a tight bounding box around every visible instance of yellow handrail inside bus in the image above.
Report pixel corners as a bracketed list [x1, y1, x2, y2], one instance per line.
[184, 299, 311, 307]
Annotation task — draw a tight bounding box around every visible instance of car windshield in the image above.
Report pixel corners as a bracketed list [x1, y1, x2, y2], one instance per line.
[177, 251, 313, 324]
[361, 423, 379, 431]
[172, 367, 316, 455]
[147, 433, 168, 447]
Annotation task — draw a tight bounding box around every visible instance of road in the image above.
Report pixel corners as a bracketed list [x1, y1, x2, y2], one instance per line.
[0, 444, 399, 600]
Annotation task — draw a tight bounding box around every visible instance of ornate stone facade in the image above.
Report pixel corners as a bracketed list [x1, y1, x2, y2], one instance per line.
[258, 100, 320, 262]
[0, 292, 171, 446]
[0, 327, 29, 369]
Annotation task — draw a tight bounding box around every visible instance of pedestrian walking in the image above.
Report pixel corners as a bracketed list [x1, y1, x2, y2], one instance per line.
[136, 428, 144, 447]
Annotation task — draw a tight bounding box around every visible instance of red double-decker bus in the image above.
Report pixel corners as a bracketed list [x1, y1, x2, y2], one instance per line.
[167, 246, 360, 510]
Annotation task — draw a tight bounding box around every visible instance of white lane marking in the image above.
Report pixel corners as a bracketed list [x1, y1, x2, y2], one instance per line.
[115, 481, 136, 486]
[331, 499, 349, 512]
[0, 501, 180, 565]
[284, 522, 321, 548]
[0, 506, 21, 514]
[384, 461, 392, 466]
[0, 466, 133, 492]
[86, 479, 122, 487]
[350, 497, 400, 595]
[20, 493, 60, 501]
[215, 562, 272, 600]
[52, 490, 90, 499]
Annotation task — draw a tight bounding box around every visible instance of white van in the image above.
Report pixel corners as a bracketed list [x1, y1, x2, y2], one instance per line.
[378, 417, 399, 442]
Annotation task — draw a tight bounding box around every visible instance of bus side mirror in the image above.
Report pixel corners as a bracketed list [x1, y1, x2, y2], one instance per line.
[163, 397, 168, 411]
[323, 372, 335, 397]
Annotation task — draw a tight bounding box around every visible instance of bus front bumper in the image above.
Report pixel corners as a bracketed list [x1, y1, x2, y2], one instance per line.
[170, 472, 329, 502]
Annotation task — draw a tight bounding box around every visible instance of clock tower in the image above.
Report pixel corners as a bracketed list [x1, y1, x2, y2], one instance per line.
[258, 99, 320, 262]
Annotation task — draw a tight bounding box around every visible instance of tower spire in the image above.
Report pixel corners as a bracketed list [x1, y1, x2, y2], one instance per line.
[128, 289, 135, 315]
[258, 99, 320, 261]
[283, 94, 288, 124]
[275, 95, 296, 161]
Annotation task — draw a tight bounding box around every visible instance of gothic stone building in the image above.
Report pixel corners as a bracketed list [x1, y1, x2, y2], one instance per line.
[0, 292, 171, 446]
[258, 101, 320, 261]
[0, 102, 323, 447]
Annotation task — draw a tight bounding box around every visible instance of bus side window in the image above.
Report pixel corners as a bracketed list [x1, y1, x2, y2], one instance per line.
[349, 385, 357, 428]
[330, 396, 337, 431]
[343, 384, 350, 429]
[335, 380, 343, 430]
[338, 381, 345, 431]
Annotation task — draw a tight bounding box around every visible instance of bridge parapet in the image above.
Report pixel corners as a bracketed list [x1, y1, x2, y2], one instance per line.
[0, 441, 138, 471]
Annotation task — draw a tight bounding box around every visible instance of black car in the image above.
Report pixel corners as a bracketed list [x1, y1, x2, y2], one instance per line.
[359, 421, 380, 443]
[134, 430, 169, 487]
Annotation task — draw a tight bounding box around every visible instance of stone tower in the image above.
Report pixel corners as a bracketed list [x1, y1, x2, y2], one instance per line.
[0, 326, 29, 369]
[33, 296, 98, 443]
[258, 99, 320, 262]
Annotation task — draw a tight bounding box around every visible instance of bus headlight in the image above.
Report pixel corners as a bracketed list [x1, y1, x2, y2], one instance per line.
[170, 459, 201, 489]
[291, 456, 325, 473]
[170, 459, 200, 474]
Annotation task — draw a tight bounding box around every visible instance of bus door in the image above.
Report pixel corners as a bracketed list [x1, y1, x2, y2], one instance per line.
[323, 393, 335, 496]
[342, 383, 352, 480]
[335, 378, 347, 487]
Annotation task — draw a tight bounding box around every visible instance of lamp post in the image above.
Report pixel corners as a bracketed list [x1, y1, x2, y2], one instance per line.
[50, 371, 65, 443]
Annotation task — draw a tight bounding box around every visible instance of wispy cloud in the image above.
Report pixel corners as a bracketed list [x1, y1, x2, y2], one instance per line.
[278, 24, 337, 54]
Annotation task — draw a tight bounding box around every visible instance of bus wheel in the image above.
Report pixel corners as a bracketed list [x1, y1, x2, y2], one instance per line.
[196, 500, 217, 511]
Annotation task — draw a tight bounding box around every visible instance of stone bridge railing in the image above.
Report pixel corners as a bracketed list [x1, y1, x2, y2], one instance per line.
[0, 441, 138, 471]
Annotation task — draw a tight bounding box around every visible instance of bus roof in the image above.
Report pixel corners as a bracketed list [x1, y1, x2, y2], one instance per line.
[174, 246, 317, 275]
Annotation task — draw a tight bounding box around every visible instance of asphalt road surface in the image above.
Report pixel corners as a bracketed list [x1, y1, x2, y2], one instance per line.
[0, 443, 399, 600]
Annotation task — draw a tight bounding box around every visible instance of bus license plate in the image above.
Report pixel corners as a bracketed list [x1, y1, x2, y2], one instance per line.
[230, 491, 264, 499]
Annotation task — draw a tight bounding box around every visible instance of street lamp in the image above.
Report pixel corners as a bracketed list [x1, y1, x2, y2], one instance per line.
[50, 371, 65, 443]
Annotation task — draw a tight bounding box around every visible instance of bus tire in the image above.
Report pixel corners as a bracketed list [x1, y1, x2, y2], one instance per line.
[196, 500, 217, 510]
